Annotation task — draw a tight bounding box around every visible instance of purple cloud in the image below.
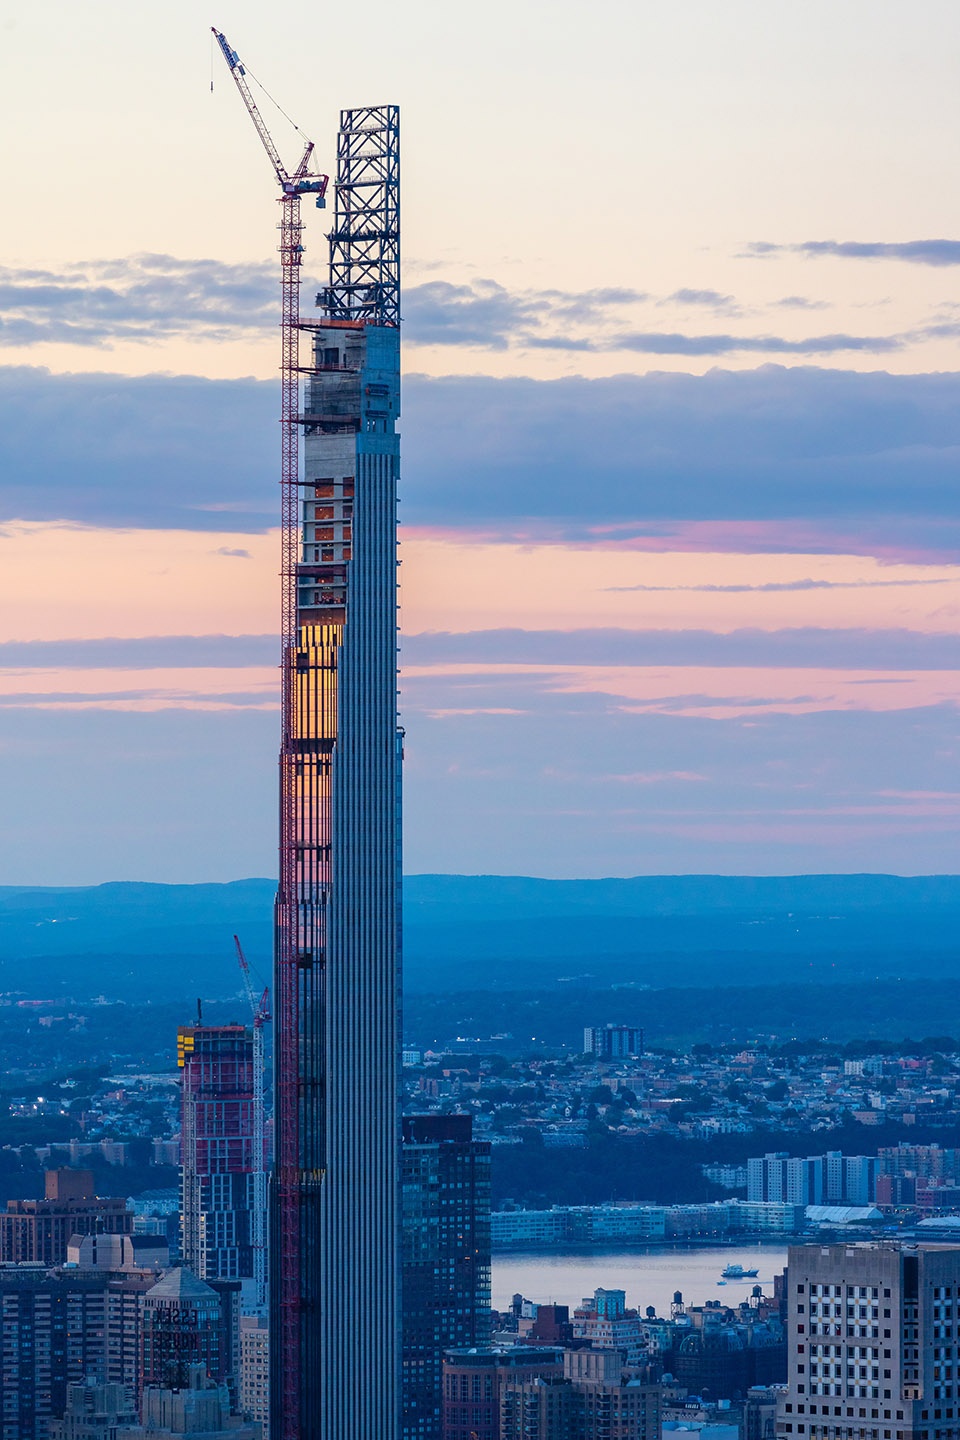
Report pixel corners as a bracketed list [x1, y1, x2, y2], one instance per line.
[747, 239, 960, 267]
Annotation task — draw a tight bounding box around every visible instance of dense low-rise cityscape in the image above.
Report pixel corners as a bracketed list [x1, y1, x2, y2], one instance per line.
[3, 1006, 960, 1436]
[403, 1032, 960, 1148]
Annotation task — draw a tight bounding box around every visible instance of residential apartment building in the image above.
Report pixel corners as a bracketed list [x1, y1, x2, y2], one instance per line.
[177, 1023, 255, 1285]
[572, 1290, 648, 1367]
[0, 1170, 132, 1267]
[776, 1242, 960, 1440]
[825, 1155, 879, 1208]
[878, 1149, 959, 1184]
[583, 1027, 644, 1060]
[748, 1155, 826, 1207]
[564, 1349, 661, 1440]
[500, 1350, 660, 1440]
[492, 1201, 804, 1250]
[240, 1312, 269, 1436]
[442, 1348, 565, 1440]
[0, 1262, 155, 1440]
[402, 1115, 492, 1440]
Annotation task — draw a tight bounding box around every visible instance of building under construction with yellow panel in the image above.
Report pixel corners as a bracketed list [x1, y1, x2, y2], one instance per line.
[270, 107, 402, 1440]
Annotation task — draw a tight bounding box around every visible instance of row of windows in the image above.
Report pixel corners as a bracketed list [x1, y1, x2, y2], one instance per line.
[809, 1367, 880, 1380]
[807, 1286, 883, 1300]
[810, 1346, 879, 1359]
[809, 1384, 879, 1399]
[810, 1307, 882, 1322]
[785, 1403, 904, 1418]
[807, 1325, 882, 1340]
[781, 1425, 900, 1438]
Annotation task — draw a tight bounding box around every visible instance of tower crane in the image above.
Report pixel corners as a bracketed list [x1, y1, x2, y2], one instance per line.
[234, 934, 271, 1311]
[213, 30, 328, 1419]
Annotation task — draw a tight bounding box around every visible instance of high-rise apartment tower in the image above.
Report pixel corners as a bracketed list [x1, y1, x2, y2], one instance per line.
[178, 1023, 255, 1286]
[402, 1115, 492, 1440]
[269, 106, 401, 1440]
[583, 1026, 644, 1059]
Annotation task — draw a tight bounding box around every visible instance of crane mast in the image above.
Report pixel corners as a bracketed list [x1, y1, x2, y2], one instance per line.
[234, 935, 270, 1311]
[213, 30, 328, 1433]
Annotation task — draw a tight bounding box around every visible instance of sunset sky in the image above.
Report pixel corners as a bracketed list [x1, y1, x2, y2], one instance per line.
[2, 0, 960, 881]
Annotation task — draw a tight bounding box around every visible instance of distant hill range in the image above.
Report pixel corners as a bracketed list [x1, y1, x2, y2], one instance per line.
[2, 873, 960, 1002]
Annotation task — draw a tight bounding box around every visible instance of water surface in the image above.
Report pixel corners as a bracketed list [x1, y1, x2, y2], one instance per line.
[492, 1244, 788, 1315]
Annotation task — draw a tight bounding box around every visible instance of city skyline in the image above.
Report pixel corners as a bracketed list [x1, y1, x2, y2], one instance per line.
[3, 2, 960, 882]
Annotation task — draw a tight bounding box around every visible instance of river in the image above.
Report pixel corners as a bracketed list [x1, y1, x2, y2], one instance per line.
[492, 1244, 789, 1315]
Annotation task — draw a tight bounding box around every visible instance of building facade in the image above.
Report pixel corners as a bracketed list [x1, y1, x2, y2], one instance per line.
[498, 1350, 661, 1440]
[491, 1201, 804, 1250]
[0, 1263, 155, 1440]
[240, 1313, 269, 1434]
[0, 1170, 132, 1267]
[500, 1374, 577, 1439]
[269, 105, 402, 1440]
[583, 1027, 644, 1059]
[49, 1381, 138, 1440]
[402, 1115, 492, 1440]
[140, 1268, 240, 1410]
[748, 1155, 826, 1207]
[124, 1365, 259, 1440]
[442, 1348, 565, 1440]
[177, 1023, 255, 1285]
[572, 1290, 649, 1367]
[563, 1348, 661, 1440]
[776, 1242, 960, 1440]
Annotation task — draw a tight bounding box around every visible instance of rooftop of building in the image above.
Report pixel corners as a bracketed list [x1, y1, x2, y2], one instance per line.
[805, 1205, 884, 1223]
[444, 1345, 564, 1368]
[144, 1266, 218, 1302]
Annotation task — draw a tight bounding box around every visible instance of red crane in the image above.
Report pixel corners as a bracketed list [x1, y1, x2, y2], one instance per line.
[213, 30, 328, 1433]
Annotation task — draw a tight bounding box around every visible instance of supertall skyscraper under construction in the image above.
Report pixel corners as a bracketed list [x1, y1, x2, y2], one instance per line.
[270, 108, 402, 1440]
